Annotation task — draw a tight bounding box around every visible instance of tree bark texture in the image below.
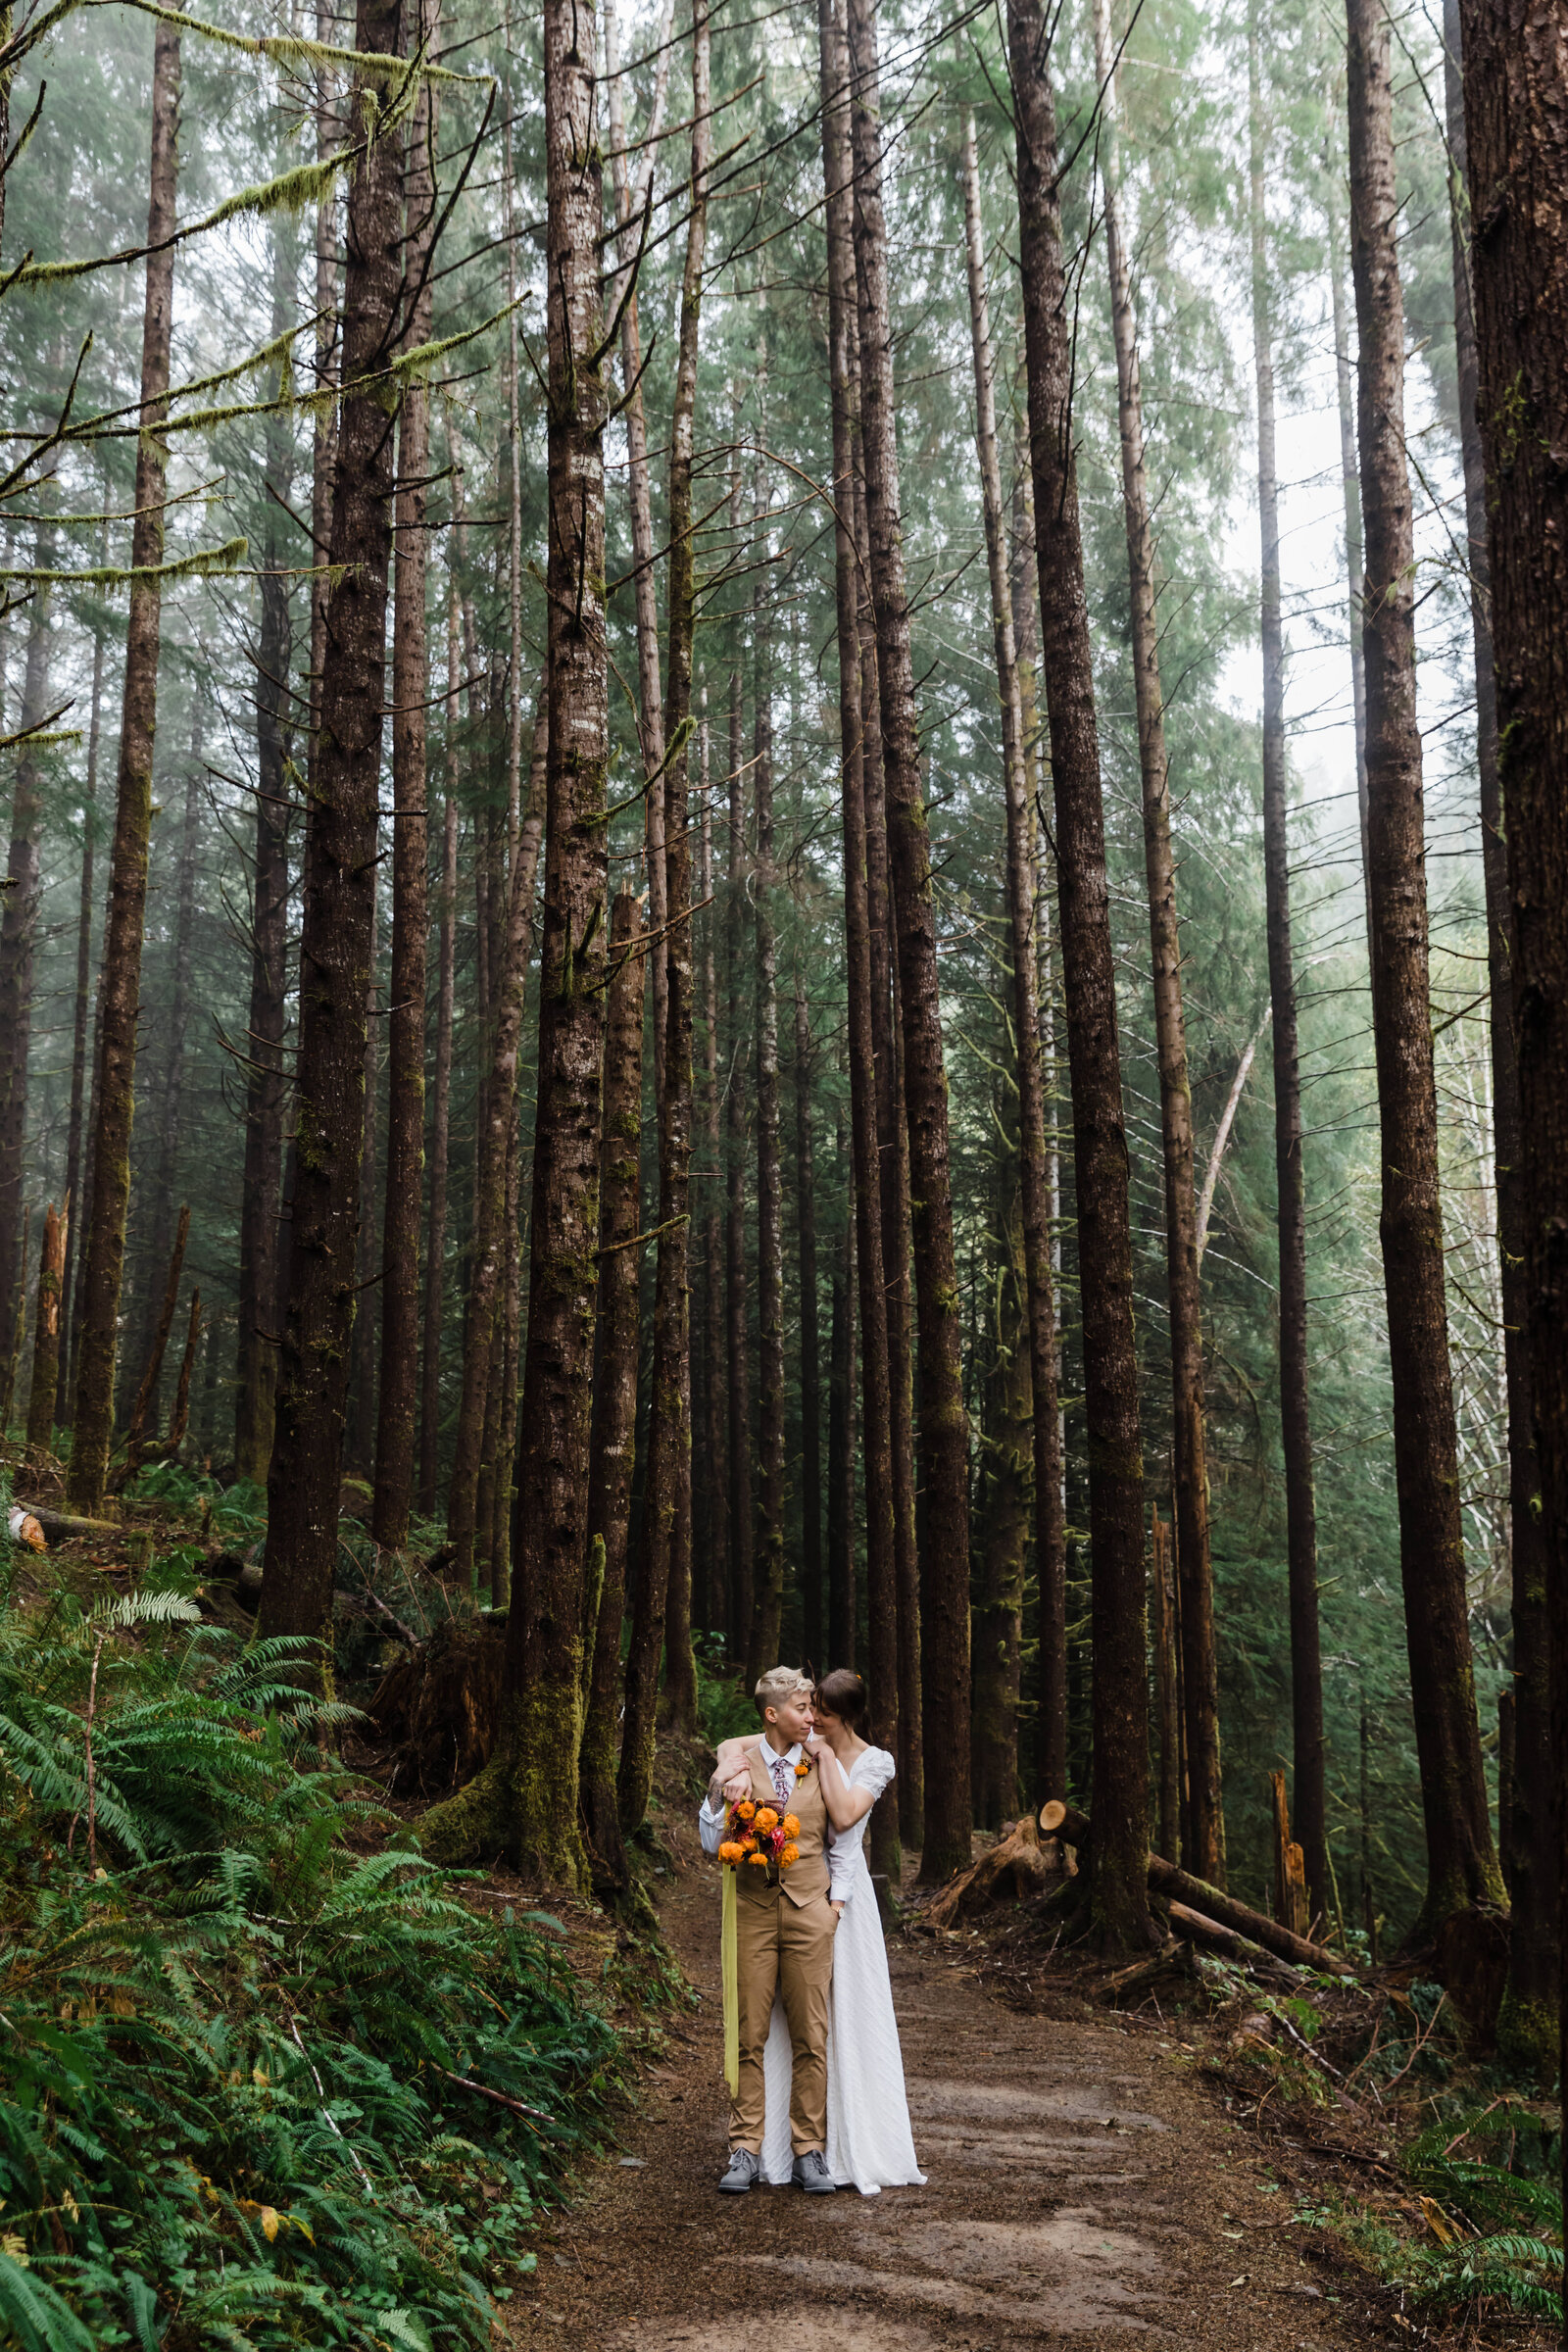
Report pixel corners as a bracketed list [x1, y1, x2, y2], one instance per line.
[795, 974, 824, 1668]
[1007, 0, 1152, 1947]
[1249, 15, 1329, 1931]
[698, 720, 730, 1634]
[848, 0, 970, 1877]
[827, 1142, 858, 1670]
[24, 1200, 67, 1462]
[1347, 0, 1502, 1929]
[973, 1178, 1030, 1830]
[959, 107, 1066, 1827]
[1442, 0, 1556, 2075]
[0, 515, 56, 1355]
[373, 18, 439, 1549]
[468, 0, 611, 1884]
[725, 648, 755, 1655]
[256, 0, 402, 1637]
[417, 583, 464, 1518]
[1456, 0, 1568, 2086]
[1090, 21, 1224, 1886]
[235, 396, 293, 1487]
[745, 482, 787, 1688]
[817, 0, 897, 1852]
[581, 893, 645, 1886]
[57, 579, 106, 1428]
[137, 703, 202, 1422]
[68, 24, 181, 1513]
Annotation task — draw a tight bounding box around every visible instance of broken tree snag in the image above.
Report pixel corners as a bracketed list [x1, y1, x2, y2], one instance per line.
[1271, 1768, 1310, 1936]
[926, 1813, 1054, 1930]
[1039, 1798, 1353, 1976]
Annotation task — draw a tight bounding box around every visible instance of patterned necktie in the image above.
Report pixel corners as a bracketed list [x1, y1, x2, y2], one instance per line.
[770, 1754, 793, 1807]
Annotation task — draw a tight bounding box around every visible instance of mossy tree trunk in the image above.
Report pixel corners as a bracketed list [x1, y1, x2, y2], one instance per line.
[256, 0, 403, 1638]
[849, 0, 969, 1877]
[0, 508, 56, 1357]
[24, 1200, 67, 1462]
[1458, 0, 1568, 2140]
[581, 893, 645, 1885]
[416, 583, 464, 1519]
[817, 0, 897, 1861]
[68, 23, 181, 1513]
[697, 721, 730, 1636]
[1347, 0, 1502, 1932]
[794, 973, 823, 1668]
[1443, 0, 1557, 2075]
[973, 1176, 1030, 1831]
[56, 570, 105, 1429]
[959, 105, 1064, 1828]
[724, 599, 755, 1654]
[424, 0, 610, 1884]
[372, 19, 439, 1549]
[1006, 0, 1153, 1949]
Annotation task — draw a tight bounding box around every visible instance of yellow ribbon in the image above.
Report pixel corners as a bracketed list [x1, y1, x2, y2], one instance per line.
[721, 1864, 739, 2097]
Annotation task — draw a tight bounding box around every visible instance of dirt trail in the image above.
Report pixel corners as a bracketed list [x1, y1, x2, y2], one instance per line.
[501, 1814, 1386, 2352]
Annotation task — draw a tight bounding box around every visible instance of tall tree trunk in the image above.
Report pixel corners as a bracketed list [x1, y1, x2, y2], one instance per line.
[1249, 13, 1329, 1935]
[795, 972, 824, 1667]
[0, 513, 57, 1352]
[137, 700, 202, 1424]
[854, 464, 918, 1846]
[1327, 186, 1374, 960]
[973, 1174, 1029, 1830]
[235, 237, 294, 1487]
[417, 579, 464, 1518]
[1089, 19, 1225, 1885]
[57, 570, 106, 1428]
[622, 0, 710, 1808]
[446, 752, 544, 1589]
[604, 0, 675, 1098]
[24, 1200, 67, 1462]
[347, 873, 381, 1475]
[373, 18, 439, 1548]
[581, 891, 645, 1886]
[848, 0, 969, 1877]
[959, 107, 1065, 1823]
[1012, 425, 1068, 1806]
[1457, 0, 1568, 2172]
[256, 0, 402, 1635]
[1347, 0, 1502, 1929]
[1007, 0, 1152, 1946]
[827, 1152, 858, 1669]
[725, 619, 755, 1656]
[746, 463, 787, 1685]
[698, 710, 729, 1635]
[1443, 0, 1556, 2071]
[67, 24, 181, 1513]
[425, 0, 610, 1880]
[817, 0, 897, 1846]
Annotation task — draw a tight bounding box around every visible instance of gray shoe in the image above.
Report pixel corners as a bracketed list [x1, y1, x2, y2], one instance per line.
[792, 2149, 837, 2193]
[718, 2146, 761, 2193]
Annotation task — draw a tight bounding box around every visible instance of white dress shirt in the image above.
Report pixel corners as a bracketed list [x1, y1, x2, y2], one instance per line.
[699, 1737, 848, 1900]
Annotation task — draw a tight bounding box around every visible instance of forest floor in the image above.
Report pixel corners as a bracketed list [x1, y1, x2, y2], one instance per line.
[490, 1788, 1503, 2352]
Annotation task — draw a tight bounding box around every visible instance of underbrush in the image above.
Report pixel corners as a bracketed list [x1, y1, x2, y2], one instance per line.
[0, 1564, 628, 2350]
[1201, 1960, 1563, 2339]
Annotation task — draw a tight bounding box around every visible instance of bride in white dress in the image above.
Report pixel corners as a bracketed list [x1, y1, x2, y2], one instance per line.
[716, 1670, 925, 2196]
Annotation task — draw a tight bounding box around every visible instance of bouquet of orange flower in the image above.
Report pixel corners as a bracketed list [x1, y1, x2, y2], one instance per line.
[717, 1795, 802, 1880]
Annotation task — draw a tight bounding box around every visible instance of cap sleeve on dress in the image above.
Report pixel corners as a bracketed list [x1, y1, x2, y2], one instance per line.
[855, 1746, 897, 1799]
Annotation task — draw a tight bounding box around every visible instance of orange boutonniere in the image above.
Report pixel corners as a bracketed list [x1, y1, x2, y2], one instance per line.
[794, 1760, 810, 1780]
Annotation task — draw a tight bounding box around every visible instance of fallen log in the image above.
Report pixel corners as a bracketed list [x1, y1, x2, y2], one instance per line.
[1167, 1899, 1300, 1978]
[12, 1500, 122, 1544]
[1039, 1799, 1352, 1978]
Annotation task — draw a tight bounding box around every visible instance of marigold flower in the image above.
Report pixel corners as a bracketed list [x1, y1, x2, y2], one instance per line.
[718, 1840, 746, 1865]
[780, 1842, 800, 1866]
[746, 1849, 769, 1866]
[781, 1814, 800, 1838]
[795, 1761, 809, 1779]
[755, 1807, 779, 1834]
[736, 1800, 756, 1821]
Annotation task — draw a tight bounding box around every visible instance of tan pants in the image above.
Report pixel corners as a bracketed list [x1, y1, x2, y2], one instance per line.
[732, 1889, 837, 2155]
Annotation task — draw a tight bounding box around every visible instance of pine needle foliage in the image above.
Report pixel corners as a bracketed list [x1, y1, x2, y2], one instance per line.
[0, 1570, 627, 2347]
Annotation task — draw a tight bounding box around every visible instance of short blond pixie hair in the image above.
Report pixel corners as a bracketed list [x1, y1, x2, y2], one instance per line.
[754, 1665, 812, 1718]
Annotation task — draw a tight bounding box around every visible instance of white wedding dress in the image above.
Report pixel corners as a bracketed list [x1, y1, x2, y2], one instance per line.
[760, 1744, 926, 2195]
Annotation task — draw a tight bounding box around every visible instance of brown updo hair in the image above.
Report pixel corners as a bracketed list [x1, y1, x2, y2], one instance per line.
[813, 1669, 869, 1734]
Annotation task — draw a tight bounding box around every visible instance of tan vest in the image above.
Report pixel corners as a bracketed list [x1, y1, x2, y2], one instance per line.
[733, 1741, 830, 1910]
